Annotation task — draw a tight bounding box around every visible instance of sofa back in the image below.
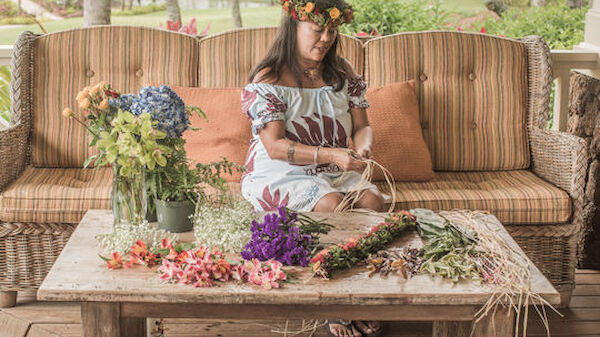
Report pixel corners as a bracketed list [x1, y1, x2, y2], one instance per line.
[364, 31, 530, 171]
[27, 26, 533, 172]
[31, 26, 200, 167]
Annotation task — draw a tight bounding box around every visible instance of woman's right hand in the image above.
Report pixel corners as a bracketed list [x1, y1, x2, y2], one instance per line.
[326, 148, 367, 173]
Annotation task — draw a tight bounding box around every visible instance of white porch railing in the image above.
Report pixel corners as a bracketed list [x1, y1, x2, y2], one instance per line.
[1, 44, 599, 132]
[0, 45, 10, 66]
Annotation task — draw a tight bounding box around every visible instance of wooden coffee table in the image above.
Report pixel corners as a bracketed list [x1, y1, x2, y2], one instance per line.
[38, 210, 559, 337]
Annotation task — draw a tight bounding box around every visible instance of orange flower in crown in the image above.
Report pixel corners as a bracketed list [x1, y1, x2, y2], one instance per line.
[280, 0, 354, 27]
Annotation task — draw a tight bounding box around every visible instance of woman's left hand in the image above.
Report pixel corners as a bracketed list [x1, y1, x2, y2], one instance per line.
[355, 146, 372, 159]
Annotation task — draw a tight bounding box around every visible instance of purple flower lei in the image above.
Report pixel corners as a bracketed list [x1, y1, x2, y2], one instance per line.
[241, 206, 312, 267]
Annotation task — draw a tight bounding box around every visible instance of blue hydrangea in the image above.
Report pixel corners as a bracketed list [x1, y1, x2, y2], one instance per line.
[108, 85, 190, 138]
[109, 93, 137, 112]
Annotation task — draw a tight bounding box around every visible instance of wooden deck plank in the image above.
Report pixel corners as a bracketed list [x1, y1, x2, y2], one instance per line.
[575, 273, 600, 284]
[0, 311, 30, 337]
[573, 284, 600, 295]
[569, 296, 600, 308]
[27, 324, 82, 337]
[2, 302, 80, 324]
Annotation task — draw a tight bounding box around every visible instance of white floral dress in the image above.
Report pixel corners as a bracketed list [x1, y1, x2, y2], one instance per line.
[240, 76, 380, 212]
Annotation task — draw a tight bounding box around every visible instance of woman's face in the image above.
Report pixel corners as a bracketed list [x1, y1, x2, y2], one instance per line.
[296, 21, 338, 64]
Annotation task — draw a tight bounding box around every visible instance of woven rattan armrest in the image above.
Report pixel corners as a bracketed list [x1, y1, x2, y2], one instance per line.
[530, 127, 588, 202]
[0, 122, 28, 191]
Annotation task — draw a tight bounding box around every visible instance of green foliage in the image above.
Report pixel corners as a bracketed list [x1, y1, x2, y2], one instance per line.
[0, 66, 9, 124]
[147, 138, 243, 205]
[484, 2, 588, 49]
[340, 0, 449, 36]
[113, 4, 167, 16]
[411, 208, 481, 283]
[0, 16, 36, 25]
[95, 110, 170, 178]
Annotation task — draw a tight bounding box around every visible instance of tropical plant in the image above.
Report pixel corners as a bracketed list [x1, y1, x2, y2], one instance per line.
[340, 0, 448, 36]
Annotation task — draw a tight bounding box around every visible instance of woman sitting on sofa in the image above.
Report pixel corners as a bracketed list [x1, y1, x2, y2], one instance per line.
[240, 0, 385, 336]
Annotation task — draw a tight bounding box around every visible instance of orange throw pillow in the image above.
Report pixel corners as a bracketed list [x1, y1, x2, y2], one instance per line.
[169, 86, 251, 183]
[366, 80, 435, 181]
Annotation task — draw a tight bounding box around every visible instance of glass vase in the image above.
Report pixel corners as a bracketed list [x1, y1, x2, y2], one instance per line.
[112, 163, 147, 226]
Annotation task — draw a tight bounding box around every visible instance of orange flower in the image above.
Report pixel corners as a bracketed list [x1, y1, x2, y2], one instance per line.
[131, 239, 148, 256]
[329, 7, 341, 20]
[107, 252, 123, 269]
[62, 107, 73, 118]
[78, 98, 91, 109]
[76, 88, 89, 101]
[304, 2, 314, 13]
[282, 1, 290, 12]
[98, 99, 109, 110]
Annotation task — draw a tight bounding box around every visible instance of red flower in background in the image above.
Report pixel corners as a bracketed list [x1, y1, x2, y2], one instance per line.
[480, 26, 487, 34]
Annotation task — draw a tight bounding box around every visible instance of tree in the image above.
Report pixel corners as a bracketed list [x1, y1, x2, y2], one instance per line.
[17, 0, 21, 16]
[83, 0, 111, 26]
[166, 0, 182, 24]
[232, 0, 242, 28]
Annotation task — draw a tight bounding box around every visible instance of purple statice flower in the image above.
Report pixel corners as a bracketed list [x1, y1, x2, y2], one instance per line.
[241, 206, 311, 267]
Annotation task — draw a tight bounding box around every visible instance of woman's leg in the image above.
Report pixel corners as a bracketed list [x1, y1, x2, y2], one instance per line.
[313, 192, 344, 212]
[354, 189, 386, 212]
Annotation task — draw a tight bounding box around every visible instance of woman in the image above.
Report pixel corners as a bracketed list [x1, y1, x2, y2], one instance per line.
[241, 1, 384, 336]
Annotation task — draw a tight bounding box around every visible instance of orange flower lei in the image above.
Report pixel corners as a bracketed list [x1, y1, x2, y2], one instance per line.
[280, 0, 354, 27]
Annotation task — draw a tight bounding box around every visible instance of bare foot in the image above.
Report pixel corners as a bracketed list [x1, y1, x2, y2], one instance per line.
[328, 321, 362, 337]
[354, 320, 382, 336]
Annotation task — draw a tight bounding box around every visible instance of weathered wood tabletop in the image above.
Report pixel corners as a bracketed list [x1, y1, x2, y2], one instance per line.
[38, 210, 560, 337]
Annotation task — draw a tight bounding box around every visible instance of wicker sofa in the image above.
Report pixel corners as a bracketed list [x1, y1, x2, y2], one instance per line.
[0, 26, 590, 308]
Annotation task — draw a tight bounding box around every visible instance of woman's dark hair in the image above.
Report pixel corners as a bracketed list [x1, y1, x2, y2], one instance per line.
[248, 9, 348, 92]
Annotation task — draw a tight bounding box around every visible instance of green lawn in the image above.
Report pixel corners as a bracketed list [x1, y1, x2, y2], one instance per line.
[0, 6, 282, 45]
[438, 0, 487, 16]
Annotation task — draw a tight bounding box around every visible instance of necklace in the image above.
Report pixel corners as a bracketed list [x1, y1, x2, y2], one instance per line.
[303, 66, 321, 81]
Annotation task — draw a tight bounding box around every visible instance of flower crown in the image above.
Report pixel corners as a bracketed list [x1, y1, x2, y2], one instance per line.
[280, 0, 354, 27]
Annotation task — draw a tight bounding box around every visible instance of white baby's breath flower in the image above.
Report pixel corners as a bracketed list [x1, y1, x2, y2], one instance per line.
[192, 200, 256, 253]
[95, 221, 178, 255]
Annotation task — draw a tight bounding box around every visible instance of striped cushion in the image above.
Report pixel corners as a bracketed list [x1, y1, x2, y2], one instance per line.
[0, 167, 112, 223]
[364, 32, 530, 171]
[375, 170, 571, 225]
[31, 26, 200, 167]
[198, 27, 364, 88]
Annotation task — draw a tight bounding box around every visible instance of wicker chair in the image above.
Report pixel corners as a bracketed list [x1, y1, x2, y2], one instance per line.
[0, 27, 592, 309]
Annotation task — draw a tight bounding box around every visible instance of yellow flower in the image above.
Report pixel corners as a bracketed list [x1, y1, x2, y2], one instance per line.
[79, 98, 91, 109]
[62, 107, 73, 118]
[282, 1, 289, 12]
[76, 88, 89, 101]
[300, 12, 308, 21]
[304, 2, 314, 13]
[98, 99, 109, 110]
[329, 7, 341, 20]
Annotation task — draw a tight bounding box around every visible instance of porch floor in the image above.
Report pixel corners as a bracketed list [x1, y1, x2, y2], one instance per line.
[0, 270, 598, 337]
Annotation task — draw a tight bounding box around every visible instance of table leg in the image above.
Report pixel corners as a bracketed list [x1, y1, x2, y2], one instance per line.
[433, 306, 515, 337]
[81, 302, 146, 337]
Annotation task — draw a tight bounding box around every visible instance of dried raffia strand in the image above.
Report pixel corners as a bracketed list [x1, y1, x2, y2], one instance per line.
[252, 319, 327, 337]
[438, 210, 561, 337]
[334, 159, 397, 213]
